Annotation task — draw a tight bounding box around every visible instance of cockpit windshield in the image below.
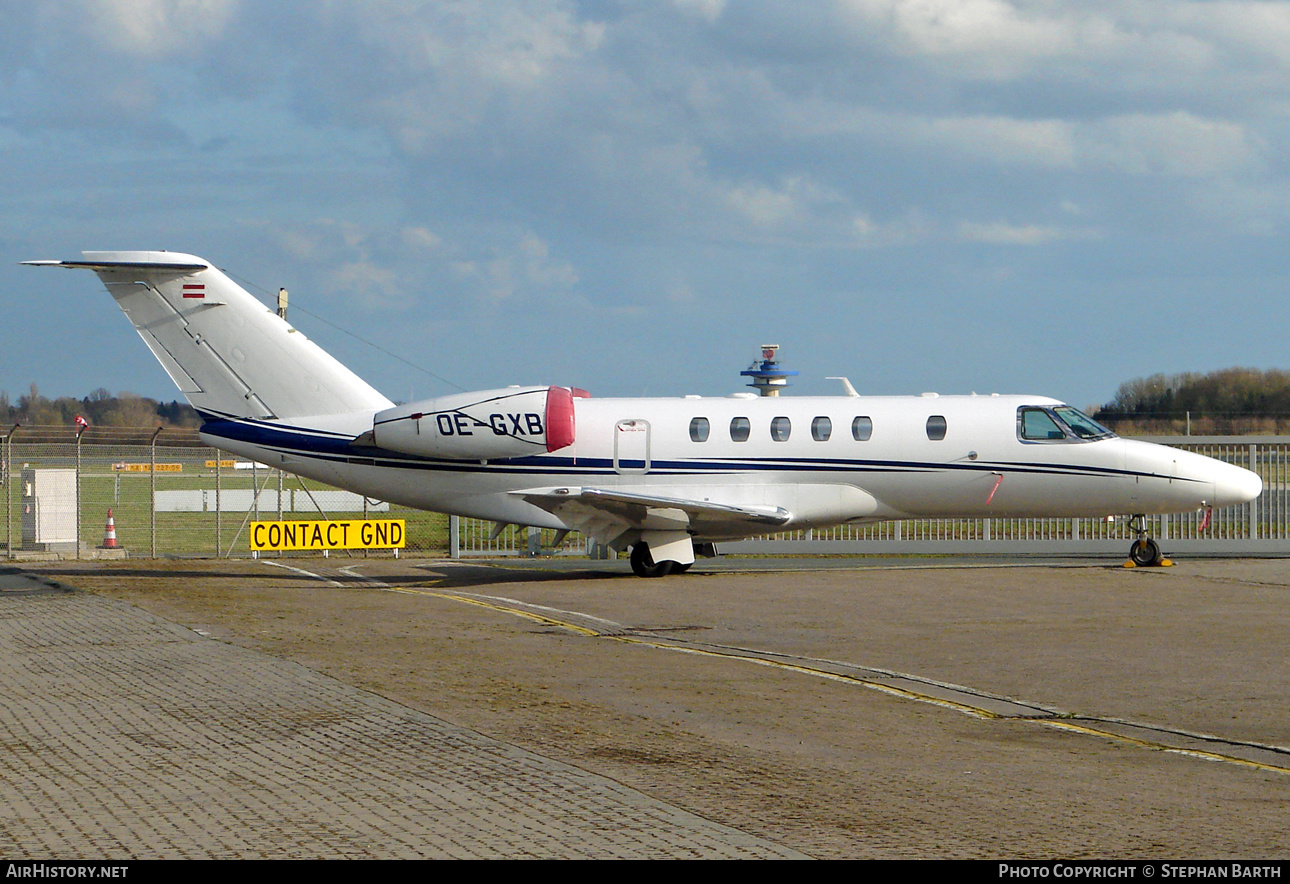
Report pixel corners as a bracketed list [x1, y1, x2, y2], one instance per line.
[1018, 406, 1117, 442]
[1053, 406, 1116, 440]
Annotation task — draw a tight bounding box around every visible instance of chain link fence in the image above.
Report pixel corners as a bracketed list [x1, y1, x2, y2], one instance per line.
[3, 427, 1284, 560]
[2, 427, 450, 560]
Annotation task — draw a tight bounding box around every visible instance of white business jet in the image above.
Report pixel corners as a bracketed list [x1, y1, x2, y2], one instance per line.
[25, 252, 1262, 575]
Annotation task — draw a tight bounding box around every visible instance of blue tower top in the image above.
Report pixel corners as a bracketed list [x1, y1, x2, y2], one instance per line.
[739, 344, 798, 396]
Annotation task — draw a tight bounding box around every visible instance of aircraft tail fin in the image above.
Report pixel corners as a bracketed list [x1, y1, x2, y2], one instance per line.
[25, 251, 393, 420]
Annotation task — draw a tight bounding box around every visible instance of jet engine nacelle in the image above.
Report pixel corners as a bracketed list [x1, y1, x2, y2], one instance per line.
[370, 385, 579, 460]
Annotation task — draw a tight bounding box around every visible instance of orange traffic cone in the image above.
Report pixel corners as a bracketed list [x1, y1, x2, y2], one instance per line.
[101, 509, 119, 549]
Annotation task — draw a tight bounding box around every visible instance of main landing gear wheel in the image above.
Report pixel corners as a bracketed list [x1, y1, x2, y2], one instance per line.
[630, 543, 673, 578]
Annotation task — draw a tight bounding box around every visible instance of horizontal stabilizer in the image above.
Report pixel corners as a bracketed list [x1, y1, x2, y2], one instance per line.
[25, 251, 393, 421]
[23, 257, 208, 272]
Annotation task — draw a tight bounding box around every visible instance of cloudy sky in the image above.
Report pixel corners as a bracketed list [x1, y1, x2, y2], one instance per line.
[5, 0, 1290, 411]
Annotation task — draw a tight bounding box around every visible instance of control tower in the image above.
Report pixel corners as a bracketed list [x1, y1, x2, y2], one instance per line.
[740, 344, 798, 397]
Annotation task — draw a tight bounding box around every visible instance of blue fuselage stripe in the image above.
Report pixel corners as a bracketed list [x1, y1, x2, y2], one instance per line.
[199, 416, 1192, 484]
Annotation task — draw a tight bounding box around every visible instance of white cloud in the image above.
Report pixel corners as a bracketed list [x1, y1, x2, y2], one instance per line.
[80, 0, 241, 56]
[815, 0, 1290, 130]
[413, 229, 581, 304]
[787, 101, 1262, 182]
[723, 176, 841, 228]
[517, 231, 579, 289]
[1081, 112, 1263, 177]
[889, 0, 1085, 63]
[331, 260, 400, 309]
[402, 227, 444, 251]
[298, 1, 606, 148]
[832, 0, 1124, 78]
[278, 229, 322, 261]
[927, 114, 1079, 169]
[1135, 2, 1290, 70]
[672, 0, 727, 25]
[956, 220, 1099, 245]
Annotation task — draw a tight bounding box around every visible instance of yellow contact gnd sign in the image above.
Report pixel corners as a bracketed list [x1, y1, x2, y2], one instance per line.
[250, 519, 406, 551]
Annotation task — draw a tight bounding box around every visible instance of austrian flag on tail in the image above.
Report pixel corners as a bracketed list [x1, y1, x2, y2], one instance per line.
[182, 283, 205, 299]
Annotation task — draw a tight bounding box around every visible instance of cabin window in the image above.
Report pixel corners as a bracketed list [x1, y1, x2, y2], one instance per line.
[926, 415, 947, 441]
[730, 416, 751, 442]
[770, 416, 792, 442]
[851, 416, 873, 441]
[689, 417, 710, 443]
[1019, 408, 1065, 441]
[811, 416, 832, 441]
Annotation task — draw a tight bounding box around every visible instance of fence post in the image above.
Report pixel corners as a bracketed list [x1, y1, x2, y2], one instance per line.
[3, 424, 16, 560]
[215, 453, 222, 557]
[150, 427, 162, 558]
[75, 426, 83, 560]
[449, 514, 460, 559]
[1249, 443, 1259, 540]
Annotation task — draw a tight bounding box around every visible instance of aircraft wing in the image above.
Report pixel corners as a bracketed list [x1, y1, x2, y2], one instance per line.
[512, 486, 791, 546]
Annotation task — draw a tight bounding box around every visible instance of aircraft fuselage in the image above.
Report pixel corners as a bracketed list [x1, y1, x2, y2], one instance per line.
[197, 392, 1257, 540]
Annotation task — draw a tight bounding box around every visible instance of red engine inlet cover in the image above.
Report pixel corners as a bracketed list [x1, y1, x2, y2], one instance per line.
[545, 386, 576, 452]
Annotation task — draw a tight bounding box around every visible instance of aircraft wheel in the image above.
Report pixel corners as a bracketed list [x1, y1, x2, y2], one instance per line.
[671, 561, 693, 574]
[630, 543, 673, 578]
[1129, 538, 1163, 567]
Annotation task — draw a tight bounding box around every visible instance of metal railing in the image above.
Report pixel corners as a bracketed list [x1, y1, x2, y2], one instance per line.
[453, 436, 1290, 558]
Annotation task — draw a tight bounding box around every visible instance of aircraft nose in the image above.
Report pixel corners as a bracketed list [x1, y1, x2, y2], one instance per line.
[1212, 460, 1262, 507]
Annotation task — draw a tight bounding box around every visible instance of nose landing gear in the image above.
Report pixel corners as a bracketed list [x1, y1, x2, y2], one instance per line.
[1125, 515, 1170, 567]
